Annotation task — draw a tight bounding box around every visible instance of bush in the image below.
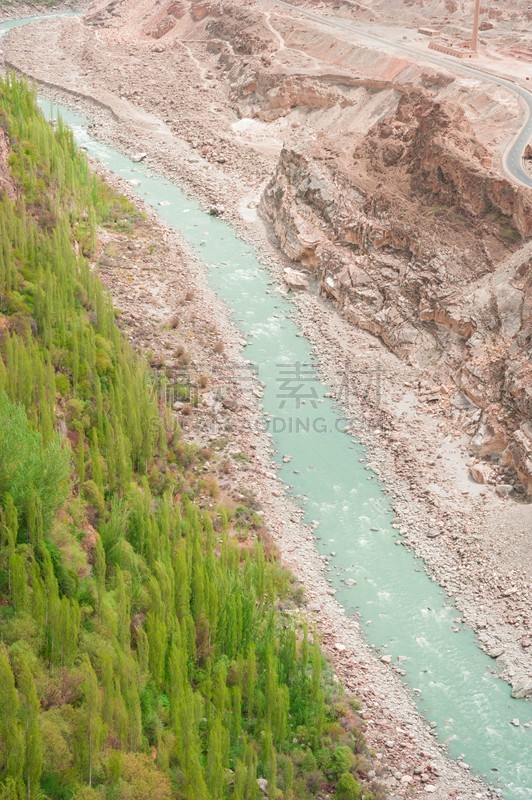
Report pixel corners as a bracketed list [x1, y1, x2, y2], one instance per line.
[72, 787, 103, 800]
[336, 773, 361, 800]
[332, 745, 357, 778]
[118, 753, 172, 800]
[55, 374, 71, 398]
[82, 480, 105, 514]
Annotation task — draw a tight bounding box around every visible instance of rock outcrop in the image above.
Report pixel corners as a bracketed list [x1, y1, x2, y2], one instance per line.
[260, 89, 532, 494]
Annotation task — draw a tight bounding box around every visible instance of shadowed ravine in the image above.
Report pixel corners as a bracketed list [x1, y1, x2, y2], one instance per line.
[1, 16, 530, 799]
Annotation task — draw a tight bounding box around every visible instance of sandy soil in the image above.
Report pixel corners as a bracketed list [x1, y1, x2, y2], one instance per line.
[1, 5, 531, 798]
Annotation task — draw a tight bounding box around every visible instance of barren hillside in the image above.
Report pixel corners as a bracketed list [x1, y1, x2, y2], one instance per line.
[77, 0, 532, 493]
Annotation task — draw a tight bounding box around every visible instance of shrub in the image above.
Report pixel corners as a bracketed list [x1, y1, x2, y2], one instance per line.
[118, 753, 172, 800]
[82, 480, 105, 514]
[335, 773, 361, 800]
[332, 745, 357, 778]
[55, 374, 71, 398]
[72, 787, 104, 800]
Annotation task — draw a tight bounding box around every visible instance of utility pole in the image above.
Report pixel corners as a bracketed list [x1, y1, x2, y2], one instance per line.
[471, 0, 481, 52]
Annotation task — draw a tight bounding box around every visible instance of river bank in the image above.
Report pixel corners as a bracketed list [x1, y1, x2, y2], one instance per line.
[1, 9, 530, 799]
[62, 147, 502, 800]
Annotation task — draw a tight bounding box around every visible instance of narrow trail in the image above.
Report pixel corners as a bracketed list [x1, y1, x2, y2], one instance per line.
[263, 9, 284, 51]
[263, 8, 322, 70]
[178, 39, 208, 81]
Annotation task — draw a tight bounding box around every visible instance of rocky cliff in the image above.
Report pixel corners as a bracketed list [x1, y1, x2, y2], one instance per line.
[260, 89, 532, 495]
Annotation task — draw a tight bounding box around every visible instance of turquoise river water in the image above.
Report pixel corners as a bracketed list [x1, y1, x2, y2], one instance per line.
[1, 16, 530, 798]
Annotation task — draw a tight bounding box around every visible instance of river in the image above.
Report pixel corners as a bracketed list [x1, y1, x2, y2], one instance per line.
[1, 16, 531, 799]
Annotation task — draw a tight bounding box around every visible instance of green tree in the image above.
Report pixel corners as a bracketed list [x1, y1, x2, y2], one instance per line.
[0, 393, 70, 530]
[0, 778, 19, 800]
[94, 534, 106, 620]
[81, 656, 104, 786]
[0, 647, 24, 789]
[206, 715, 228, 799]
[0, 495, 17, 593]
[15, 654, 42, 800]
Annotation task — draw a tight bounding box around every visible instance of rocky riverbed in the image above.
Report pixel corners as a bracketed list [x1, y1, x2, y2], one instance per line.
[1, 4, 531, 797]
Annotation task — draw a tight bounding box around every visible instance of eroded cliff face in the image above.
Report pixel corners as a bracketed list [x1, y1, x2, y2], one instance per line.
[260, 89, 532, 494]
[390, 94, 532, 237]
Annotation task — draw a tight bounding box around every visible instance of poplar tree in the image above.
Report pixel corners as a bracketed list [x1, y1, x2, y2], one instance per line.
[0, 648, 24, 790]
[81, 656, 104, 786]
[15, 655, 42, 800]
[94, 534, 106, 620]
[0, 496, 17, 595]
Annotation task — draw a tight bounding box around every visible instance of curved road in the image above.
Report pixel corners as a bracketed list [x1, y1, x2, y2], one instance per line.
[275, 0, 532, 188]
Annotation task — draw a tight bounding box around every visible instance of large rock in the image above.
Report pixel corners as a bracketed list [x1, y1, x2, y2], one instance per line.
[283, 267, 309, 291]
[511, 681, 532, 700]
[469, 462, 491, 484]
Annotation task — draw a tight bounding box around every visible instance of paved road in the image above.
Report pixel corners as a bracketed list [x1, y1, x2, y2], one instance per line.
[275, 0, 532, 188]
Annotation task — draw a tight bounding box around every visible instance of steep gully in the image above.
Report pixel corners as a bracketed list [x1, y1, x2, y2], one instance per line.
[1, 14, 531, 800]
[275, 0, 532, 188]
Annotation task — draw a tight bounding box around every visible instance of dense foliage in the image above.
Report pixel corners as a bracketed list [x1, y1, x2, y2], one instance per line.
[0, 75, 373, 800]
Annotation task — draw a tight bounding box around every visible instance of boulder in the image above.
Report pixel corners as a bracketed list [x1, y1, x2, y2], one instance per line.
[511, 681, 532, 700]
[469, 462, 490, 484]
[283, 268, 309, 291]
